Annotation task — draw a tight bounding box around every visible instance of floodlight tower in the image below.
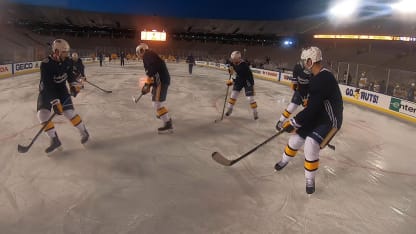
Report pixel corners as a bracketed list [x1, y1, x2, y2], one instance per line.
[328, 0, 361, 22]
[390, 0, 416, 14]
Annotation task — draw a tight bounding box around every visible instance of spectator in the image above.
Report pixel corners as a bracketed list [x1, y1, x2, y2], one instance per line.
[358, 72, 368, 89]
[379, 80, 386, 94]
[407, 83, 415, 102]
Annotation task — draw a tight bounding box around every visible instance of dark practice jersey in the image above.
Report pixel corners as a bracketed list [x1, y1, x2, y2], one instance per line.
[39, 56, 77, 99]
[292, 62, 311, 98]
[142, 50, 170, 85]
[186, 55, 195, 64]
[71, 59, 85, 77]
[230, 60, 254, 87]
[294, 69, 343, 129]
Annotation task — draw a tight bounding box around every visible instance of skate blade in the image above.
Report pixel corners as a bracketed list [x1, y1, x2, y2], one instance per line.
[46, 146, 63, 156]
[158, 129, 174, 134]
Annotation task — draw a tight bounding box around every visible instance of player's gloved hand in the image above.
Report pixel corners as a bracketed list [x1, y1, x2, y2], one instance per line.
[70, 82, 82, 97]
[275, 119, 285, 131]
[141, 83, 151, 95]
[290, 83, 298, 91]
[50, 99, 63, 115]
[226, 79, 233, 86]
[302, 98, 308, 107]
[282, 118, 300, 133]
[141, 76, 154, 95]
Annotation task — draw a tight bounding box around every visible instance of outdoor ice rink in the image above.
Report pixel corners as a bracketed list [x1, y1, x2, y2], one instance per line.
[1, 61, 415, 234]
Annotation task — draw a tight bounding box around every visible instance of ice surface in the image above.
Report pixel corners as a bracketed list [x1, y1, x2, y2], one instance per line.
[0, 61, 415, 234]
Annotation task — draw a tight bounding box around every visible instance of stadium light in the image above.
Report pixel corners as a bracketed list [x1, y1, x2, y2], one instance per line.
[390, 0, 416, 14]
[328, 0, 360, 19]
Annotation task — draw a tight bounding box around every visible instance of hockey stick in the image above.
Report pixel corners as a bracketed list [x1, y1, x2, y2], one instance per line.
[17, 112, 57, 154]
[131, 93, 143, 104]
[212, 130, 285, 166]
[214, 74, 232, 123]
[84, 80, 112, 93]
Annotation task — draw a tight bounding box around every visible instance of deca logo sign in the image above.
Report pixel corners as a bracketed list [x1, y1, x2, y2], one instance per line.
[15, 63, 33, 71]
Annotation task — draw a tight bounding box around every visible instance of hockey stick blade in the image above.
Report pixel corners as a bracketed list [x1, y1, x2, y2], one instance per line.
[211, 131, 284, 166]
[17, 144, 30, 153]
[214, 118, 222, 123]
[132, 94, 143, 104]
[212, 152, 233, 166]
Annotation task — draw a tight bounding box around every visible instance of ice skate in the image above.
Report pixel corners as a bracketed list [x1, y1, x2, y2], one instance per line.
[225, 108, 233, 117]
[158, 119, 173, 134]
[274, 161, 288, 171]
[306, 179, 315, 194]
[45, 133, 62, 153]
[80, 128, 90, 144]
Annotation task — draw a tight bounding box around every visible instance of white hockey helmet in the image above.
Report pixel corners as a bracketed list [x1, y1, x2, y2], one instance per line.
[230, 51, 241, 63]
[52, 39, 70, 55]
[300, 46, 322, 68]
[136, 43, 149, 56]
[72, 52, 79, 61]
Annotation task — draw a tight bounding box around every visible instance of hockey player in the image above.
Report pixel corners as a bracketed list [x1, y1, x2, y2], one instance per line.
[136, 43, 173, 133]
[225, 51, 258, 120]
[37, 39, 89, 153]
[185, 54, 195, 75]
[71, 52, 86, 80]
[276, 61, 311, 130]
[274, 47, 343, 194]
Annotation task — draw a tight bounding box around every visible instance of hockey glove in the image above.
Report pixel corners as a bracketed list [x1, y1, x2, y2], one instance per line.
[70, 82, 82, 97]
[141, 76, 154, 95]
[226, 79, 233, 86]
[282, 118, 300, 133]
[290, 83, 298, 91]
[50, 99, 63, 115]
[302, 98, 308, 107]
[275, 119, 285, 131]
[141, 83, 151, 95]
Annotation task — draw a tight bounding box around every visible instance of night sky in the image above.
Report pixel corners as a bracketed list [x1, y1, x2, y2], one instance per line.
[6, 0, 330, 20]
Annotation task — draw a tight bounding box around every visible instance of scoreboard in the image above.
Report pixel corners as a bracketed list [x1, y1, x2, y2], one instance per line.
[141, 30, 166, 41]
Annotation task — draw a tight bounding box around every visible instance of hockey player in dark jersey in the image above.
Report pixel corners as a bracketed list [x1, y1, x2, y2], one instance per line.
[274, 46, 343, 194]
[37, 39, 89, 153]
[71, 52, 86, 79]
[225, 51, 258, 120]
[136, 43, 173, 133]
[276, 61, 311, 130]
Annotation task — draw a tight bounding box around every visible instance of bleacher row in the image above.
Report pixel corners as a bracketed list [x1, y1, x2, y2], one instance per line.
[1, 27, 415, 96]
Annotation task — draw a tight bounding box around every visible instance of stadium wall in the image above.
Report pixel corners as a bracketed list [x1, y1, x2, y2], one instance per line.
[196, 60, 416, 124]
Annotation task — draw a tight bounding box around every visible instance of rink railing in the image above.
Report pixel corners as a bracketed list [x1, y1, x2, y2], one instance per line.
[1, 59, 414, 123]
[0, 58, 95, 79]
[196, 60, 416, 124]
